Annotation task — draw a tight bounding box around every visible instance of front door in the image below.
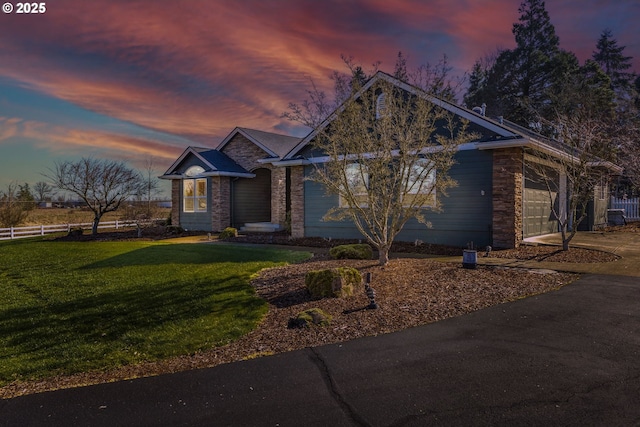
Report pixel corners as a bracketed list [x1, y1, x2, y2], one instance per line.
[232, 168, 271, 227]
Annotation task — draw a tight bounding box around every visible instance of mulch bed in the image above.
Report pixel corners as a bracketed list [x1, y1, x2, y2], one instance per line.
[227, 233, 620, 263]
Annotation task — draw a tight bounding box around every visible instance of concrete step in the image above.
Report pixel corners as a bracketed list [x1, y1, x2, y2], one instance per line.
[240, 222, 284, 233]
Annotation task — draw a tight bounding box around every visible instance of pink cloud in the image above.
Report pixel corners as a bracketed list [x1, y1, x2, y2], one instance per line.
[0, 116, 181, 164]
[0, 0, 637, 151]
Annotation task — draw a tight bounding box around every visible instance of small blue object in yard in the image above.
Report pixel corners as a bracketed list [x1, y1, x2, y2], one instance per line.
[607, 209, 626, 226]
[463, 249, 477, 269]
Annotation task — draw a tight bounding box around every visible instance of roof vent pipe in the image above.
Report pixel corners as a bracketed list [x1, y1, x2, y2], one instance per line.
[481, 103, 486, 116]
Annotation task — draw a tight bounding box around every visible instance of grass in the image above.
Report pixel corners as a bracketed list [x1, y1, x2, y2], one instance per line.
[0, 238, 310, 386]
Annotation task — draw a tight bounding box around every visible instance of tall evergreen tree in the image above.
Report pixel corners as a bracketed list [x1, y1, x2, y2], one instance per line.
[464, 0, 562, 125]
[464, 60, 488, 109]
[507, 0, 561, 124]
[393, 51, 408, 81]
[592, 29, 635, 95]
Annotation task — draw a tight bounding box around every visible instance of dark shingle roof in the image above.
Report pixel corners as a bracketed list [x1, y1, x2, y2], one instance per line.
[193, 147, 249, 174]
[233, 127, 302, 158]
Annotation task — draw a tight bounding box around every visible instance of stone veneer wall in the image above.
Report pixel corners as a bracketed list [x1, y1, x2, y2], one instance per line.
[271, 167, 287, 226]
[492, 148, 523, 248]
[221, 134, 271, 172]
[290, 166, 305, 238]
[210, 176, 231, 231]
[171, 180, 180, 227]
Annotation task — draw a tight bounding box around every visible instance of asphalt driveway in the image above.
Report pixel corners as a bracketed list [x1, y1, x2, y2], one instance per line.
[2, 273, 639, 426]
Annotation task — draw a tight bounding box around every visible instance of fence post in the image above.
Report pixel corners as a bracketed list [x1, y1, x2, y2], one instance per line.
[115, 219, 119, 229]
[41, 225, 45, 236]
[10, 227, 14, 239]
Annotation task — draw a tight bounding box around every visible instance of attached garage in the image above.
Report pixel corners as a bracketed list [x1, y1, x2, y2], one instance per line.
[232, 168, 271, 227]
[523, 164, 559, 238]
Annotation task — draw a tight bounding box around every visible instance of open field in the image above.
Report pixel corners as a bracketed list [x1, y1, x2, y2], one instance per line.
[21, 208, 171, 226]
[0, 238, 310, 387]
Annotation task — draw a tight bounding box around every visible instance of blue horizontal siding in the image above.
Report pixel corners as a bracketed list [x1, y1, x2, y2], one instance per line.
[304, 150, 493, 247]
[181, 212, 212, 231]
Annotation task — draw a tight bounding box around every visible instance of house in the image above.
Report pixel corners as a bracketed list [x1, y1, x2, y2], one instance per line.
[161, 72, 621, 248]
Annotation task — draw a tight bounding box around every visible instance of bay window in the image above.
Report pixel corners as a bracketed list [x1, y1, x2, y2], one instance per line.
[183, 178, 207, 212]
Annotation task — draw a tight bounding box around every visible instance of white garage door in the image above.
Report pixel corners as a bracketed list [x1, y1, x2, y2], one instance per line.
[523, 164, 558, 238]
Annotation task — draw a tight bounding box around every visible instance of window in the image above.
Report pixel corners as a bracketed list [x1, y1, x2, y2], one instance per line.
[338, 161, 436, 209]
[339, 163, 369, 207]
[375, 93, 387, 119]
[402, 159, 436, 207]
[185, 165, 205, 177]
[598, 177, 607, 200]
[183, 178, 207, 212]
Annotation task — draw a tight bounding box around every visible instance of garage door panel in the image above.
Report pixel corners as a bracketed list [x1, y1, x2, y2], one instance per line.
[523, 188, 558, 238]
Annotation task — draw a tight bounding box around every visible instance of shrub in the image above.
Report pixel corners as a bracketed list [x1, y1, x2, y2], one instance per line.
[329, 243, 373, 260]
[305, 267, 361, 299]
[68, 227, 83, 237]
[219, 227, 238, 239]
[165, 225, 184, 234]
[288, 308, 332, 328]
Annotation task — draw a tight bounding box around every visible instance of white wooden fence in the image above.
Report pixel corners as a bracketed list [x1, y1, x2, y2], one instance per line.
[0, 220, 147, 241]
[611, 197, 640, 221]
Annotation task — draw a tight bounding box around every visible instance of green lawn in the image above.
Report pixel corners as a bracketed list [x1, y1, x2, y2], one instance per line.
[0, 238, 309, 386]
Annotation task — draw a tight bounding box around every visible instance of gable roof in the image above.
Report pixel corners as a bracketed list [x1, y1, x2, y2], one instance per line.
[281, 71, 523, 161]
[160, 146, 254, 179]
[217, 127, 302, 159]
[277, 71, 622, 173]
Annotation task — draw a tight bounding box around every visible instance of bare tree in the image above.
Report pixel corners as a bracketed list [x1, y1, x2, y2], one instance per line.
[305, 76, 474, 265]
[33, 181, 56, 203]
[136, 157, 161, 218]
[0, 182, 31, 227]
[283, 54, 380, 129]
[409, 54, 467, 102]
[528, 110, 619, 251]
[47, 158, 142, 235]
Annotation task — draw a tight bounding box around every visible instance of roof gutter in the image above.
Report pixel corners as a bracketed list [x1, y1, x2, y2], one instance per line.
[159, 171, 256, 180]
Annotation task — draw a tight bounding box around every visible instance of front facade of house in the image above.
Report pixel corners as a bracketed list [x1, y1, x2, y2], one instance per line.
[162, 72, 619, 248]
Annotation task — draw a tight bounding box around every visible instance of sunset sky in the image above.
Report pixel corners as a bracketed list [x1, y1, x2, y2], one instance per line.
[1, 0, 638, 197]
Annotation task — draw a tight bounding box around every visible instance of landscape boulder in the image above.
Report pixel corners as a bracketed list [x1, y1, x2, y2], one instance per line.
[305, 267, 361, 299]
[287, 308, 332, 329]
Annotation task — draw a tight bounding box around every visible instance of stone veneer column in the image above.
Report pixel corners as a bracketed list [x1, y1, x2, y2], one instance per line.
[271, 167, 287, 226]
[492, 148, 523, 248]
[290, 166, 305, 238]
[210, 176, 231, 232]
[171, 180, 180, 227]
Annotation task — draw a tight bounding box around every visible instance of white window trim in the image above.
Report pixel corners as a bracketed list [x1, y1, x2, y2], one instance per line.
[402, 159, 437, 208]
[183, 178, 207, 213]
[375, 92, 387, 119]
[338, 161, 437, 209]
[339, 163, 368, 208]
